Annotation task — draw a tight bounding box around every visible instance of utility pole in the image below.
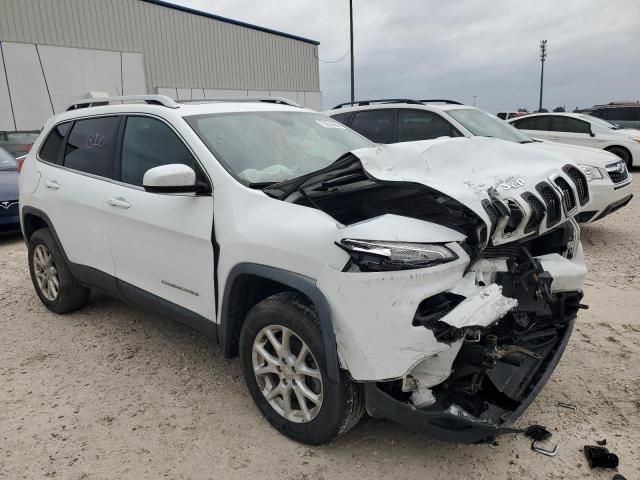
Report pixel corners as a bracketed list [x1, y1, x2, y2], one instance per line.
[349, 0, 355, 103]
[472, 95, 477, 107]
[538, 40, 547, 112]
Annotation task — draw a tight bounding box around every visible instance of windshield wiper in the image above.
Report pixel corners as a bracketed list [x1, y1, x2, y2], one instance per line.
[264, 152, 357, 200]
[520, 140, 535, 144]
[247, 181, 280, 189]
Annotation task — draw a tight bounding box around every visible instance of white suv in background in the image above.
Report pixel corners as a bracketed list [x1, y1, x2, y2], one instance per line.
[20, 95, 589, 445]
[509, 112, 640, 169]
[325, 99, 632, 224]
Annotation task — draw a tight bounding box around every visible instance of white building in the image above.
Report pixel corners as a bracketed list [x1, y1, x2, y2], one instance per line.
[0, 0, 322, 131]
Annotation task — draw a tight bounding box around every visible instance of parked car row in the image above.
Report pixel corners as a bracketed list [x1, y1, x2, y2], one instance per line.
[324, 99, 633, 224]
[0, 130, 39, 158]
[508, 112, 640, 169]
[17, 94, 593, 445]
[575, 102, 640, 129]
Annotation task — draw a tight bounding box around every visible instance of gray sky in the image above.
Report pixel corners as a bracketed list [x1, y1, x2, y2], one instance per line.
[171, 0, 640, 112]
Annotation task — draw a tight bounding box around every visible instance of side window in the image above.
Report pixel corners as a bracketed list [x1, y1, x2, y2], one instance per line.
[39, 122, 72, 164]
[512, 116, 551, 131]
[329, 112, 352, 126]
[63, 117, 120, 177]
[349, 110, 394, 143]
[616, 107, 637, 121]
[591, 109, 608, 119]
[120, 116, 196, 187]
[551, 117, 590, 134]
[397, 110, 456, 142]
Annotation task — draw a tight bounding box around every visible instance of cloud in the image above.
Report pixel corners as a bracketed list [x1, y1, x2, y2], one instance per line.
[172, 0, 640, 112]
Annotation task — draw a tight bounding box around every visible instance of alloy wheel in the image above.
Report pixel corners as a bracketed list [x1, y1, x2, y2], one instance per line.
[252, 325, 323, 423]
[33, 244, 59, 301]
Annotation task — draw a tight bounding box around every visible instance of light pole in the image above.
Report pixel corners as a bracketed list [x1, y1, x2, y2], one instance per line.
[472, 95, 477, 107]
[538, 40, 547, 112]
[349, 0, 354, 103]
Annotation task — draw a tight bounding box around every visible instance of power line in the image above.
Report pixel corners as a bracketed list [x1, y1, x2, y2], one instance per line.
[314, 49, 351, 63]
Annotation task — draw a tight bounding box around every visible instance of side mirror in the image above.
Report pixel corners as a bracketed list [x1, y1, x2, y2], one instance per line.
[589, 130, 596, 137]
[143, 164, 207, 193]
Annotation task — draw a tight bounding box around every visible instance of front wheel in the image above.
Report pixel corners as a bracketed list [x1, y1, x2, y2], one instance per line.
[239, 291, 365, 445]
[606, 146, 632, 170]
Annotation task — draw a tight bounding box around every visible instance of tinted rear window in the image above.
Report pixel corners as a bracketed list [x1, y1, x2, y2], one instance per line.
[39, 122, 72, 164]
[329, 112, 352, 126]
[350, 110, 394, 143]
[63, 117, 119, 178]
[512, 116, 551, 131]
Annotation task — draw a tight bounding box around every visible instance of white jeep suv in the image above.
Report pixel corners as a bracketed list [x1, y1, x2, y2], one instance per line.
[20, 95, 589, 445]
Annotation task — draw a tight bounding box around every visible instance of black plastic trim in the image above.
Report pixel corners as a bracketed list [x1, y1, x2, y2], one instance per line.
[220, 263, 340, 383]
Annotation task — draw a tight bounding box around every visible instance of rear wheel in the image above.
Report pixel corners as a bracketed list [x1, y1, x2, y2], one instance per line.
[606, 146, 632, 170]
[239, 291, 365, 445]
[28, 228, 90, 314]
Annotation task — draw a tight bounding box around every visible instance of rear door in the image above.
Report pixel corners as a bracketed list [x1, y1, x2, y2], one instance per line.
[511, 115, 553, 140]
[549, 116, 596, 148]
[35, 117, 118, 276]
[104, 115, 215, 320]
[348, 109, 395, 143]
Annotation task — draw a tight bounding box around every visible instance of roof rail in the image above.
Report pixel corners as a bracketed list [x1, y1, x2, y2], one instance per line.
[66, 95, 179, 111]
[418, 99, 463, 105]
[331, 99, 425, 109]
[179, 96, 302, 108]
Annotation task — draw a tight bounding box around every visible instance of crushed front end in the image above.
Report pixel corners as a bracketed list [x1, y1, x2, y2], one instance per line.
[271, 138, 590, 443]
[364, 220, 586, 443]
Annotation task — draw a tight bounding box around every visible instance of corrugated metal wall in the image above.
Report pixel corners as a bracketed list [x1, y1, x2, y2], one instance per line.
[0, 0, 320, 93]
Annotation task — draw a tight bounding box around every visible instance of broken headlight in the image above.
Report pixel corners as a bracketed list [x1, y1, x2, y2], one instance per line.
[338, 239, 458, 272]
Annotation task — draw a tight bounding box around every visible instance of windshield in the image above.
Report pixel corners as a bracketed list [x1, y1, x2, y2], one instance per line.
[447, 108, 534, 143]
[578, 114, 621, 130]
[186, 111, 373, 184]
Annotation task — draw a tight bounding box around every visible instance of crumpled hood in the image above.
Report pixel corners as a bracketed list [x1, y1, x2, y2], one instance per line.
[352, 137, 588, 245]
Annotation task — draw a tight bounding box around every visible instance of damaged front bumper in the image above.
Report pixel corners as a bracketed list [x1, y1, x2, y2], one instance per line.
[364, 314, 575, 444]
[318, 223, 586, 442]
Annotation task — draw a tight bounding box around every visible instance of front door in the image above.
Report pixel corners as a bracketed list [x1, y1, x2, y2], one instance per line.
[104, 115, 215, 320]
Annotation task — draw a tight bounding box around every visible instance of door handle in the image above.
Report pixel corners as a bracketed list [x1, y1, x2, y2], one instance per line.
[108, 197, 130, 209]
[550, 136, 560, 141]
[44, 180, 60, 190]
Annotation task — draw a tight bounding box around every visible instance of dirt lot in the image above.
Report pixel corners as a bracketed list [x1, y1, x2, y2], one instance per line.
[1, 183, 639, 480]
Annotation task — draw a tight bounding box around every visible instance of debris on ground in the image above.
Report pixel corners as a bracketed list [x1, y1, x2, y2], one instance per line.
[583, 445, 619, 469]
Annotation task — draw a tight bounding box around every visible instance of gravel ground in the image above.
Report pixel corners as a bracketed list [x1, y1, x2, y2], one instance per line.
[1, 181, 639, 480]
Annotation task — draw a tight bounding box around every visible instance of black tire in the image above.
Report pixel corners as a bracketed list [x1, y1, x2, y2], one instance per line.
[239, 291, 365, 445]
[28, 228, 90, 314]
[606, 146, 632, 170]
